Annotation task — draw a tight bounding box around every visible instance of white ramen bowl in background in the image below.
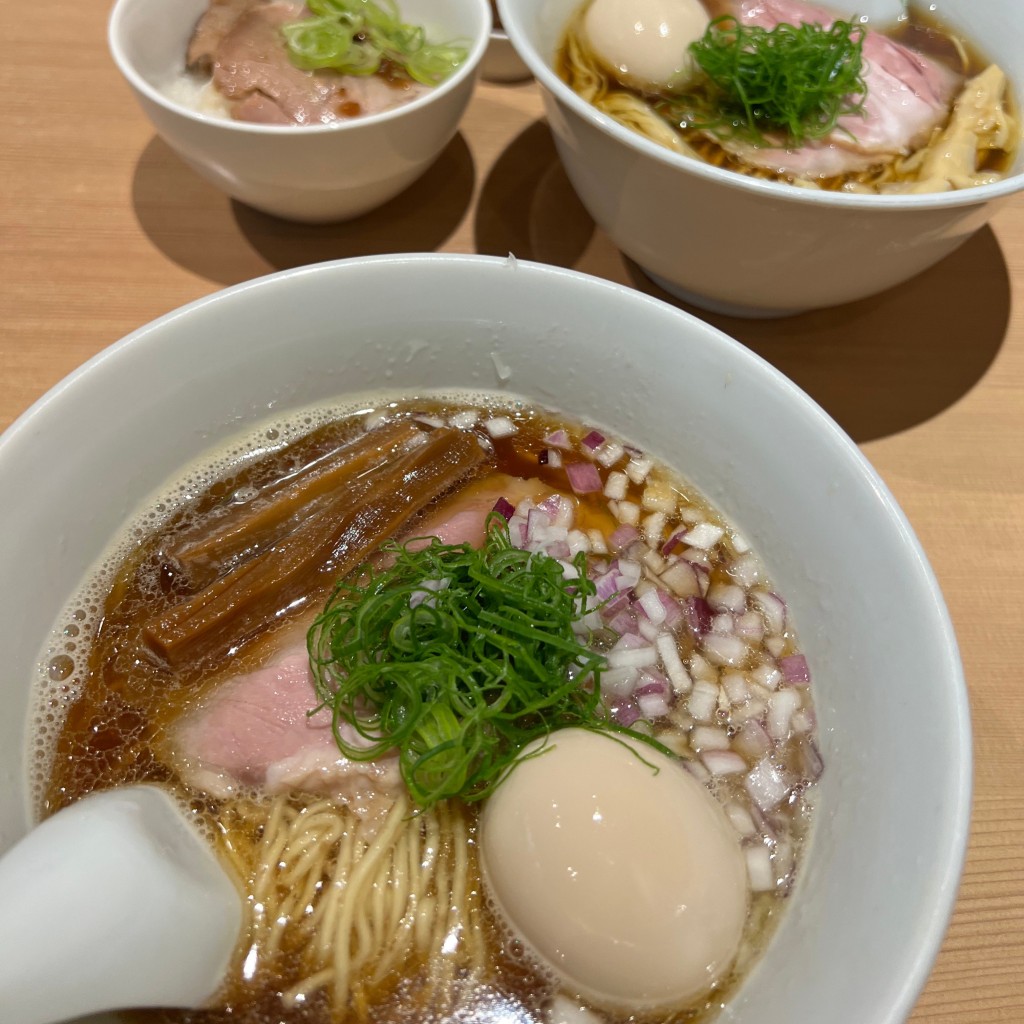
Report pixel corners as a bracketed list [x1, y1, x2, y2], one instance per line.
[499, 0, 1024, 316]
[0, 255, 970, 1023]
[108, 0, 491, 222]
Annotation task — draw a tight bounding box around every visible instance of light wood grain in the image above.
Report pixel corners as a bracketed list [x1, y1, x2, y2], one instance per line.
[1, 2, 1022, 1021]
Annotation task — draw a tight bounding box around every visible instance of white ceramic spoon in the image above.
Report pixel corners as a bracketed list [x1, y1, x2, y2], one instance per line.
[0, 785, 242, 1024]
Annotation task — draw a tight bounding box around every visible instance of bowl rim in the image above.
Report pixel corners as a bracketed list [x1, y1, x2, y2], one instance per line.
[0, 253, 973, 1024]
[107, 0, 493, 135]
[496, 0, 1024, 212]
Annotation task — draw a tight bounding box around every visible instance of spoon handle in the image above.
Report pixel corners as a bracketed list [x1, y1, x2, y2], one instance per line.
[0, 786, 241, 1024]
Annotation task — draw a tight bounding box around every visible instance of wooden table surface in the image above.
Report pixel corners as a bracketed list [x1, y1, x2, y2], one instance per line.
[2, 2, 1022, 1021]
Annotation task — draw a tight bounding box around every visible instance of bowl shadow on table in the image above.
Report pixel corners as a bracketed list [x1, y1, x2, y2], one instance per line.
[475, 121, 1011, 445]
[130, 132, 477, 283]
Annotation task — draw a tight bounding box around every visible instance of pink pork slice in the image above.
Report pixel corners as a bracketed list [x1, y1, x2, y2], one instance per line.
[208, 0, 431, 126]
[172, 474, 555, 803]
[717, 0, 962, 178]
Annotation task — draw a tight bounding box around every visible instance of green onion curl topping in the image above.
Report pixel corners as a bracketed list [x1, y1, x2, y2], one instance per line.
[307, 513, 667, 810]
[682, 14, 868, 146]
[281, 0, 468, 86]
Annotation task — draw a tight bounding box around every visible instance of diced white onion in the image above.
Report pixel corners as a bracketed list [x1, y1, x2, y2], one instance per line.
[707, 582, 746, 614]
[691, 725, 730, 751]
[659, 560, 700, 598]
[604, 471, 628, 500]
[656, 634, 691, 694]
[484, 416, 517, 438]
[725, 803, 757, 837]
[449, 409, 479, 429]
[625, 455, 654, 484]
[721, 671, 749, 705]
[701, 749, 747, 775]
[745, 758, 790, 812]
[607, 646, 659, 670]
[702, 632, 750, 668]
[687, 679, 719, 723]
[642, 511, 667, 546]
[616, 500, 640, 526]
[767, 687, 802, 742]
[681, 522, 725, 550]
[745, 845, 775, 892]
[596, 441, 625, 467]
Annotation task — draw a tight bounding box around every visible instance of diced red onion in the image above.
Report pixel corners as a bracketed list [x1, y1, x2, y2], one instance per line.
[662, 530, 686, 556]
[566, 461, 602, 495]
[581, 429, 605, 450]
[779, 653, 811, 685]
[683, 597, 712, 636]
[613, 702, 641, 727]
[547, 540, 571, 561]
[606, 608, 638, 637]
[491, 496, 515, 521]
[544, 429, 571, 449]
[636, 692, 671, 719]
[538, 493, 574, 527]
[609, 524, 639, 552]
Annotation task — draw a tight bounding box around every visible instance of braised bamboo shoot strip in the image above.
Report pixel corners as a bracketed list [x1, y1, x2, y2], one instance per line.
[167, 420, 424, 583]
[143, 428, 489, 668]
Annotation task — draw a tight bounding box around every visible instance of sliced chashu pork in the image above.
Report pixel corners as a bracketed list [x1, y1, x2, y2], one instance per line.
[171, 474, 555, 805]
[187, 0, 430, 125]
[714, 0, 962, 178]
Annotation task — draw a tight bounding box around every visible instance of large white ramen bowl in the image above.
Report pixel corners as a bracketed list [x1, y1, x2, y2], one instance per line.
[0, 255, 970, 1023]
[108, 0, 491, 222]
[499, 0, 1024, 316]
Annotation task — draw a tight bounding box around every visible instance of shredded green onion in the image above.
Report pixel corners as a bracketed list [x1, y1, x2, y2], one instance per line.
[308, 514, 665, 809]
[281, 0, 468, 86]
[682, 14, 867, 146]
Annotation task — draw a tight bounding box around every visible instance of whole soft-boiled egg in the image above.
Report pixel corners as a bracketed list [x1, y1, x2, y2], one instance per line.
[582, 0, 710, 92]
[479, 728, 749, 1011]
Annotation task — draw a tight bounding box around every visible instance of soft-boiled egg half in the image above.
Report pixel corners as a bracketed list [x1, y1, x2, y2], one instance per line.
[479, 729, 749, 1011]
[582, 0, 710, 92]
